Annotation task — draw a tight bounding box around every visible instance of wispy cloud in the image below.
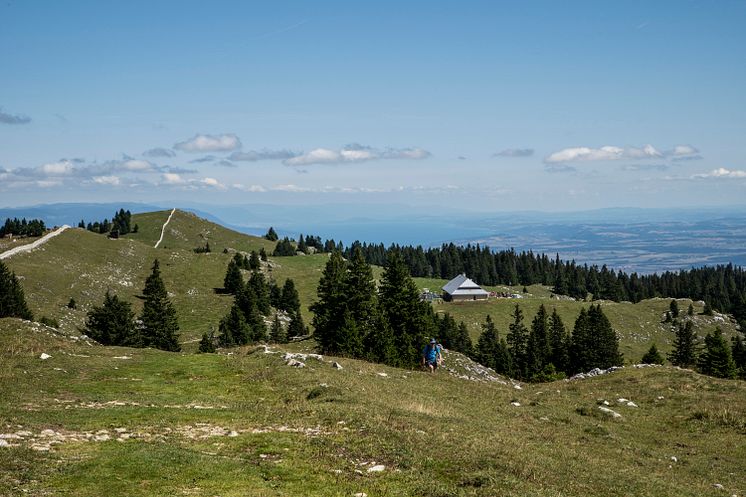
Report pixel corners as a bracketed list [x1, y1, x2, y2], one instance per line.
[189, 155, 220, 163]
[0, 107, 31, 125]
[173, 133, 242, 153]
[545, 164, 577, 173]
[494, 148, 534, 158]
[692, 168, 746, 179]
[545, 144, 663, 163]
[620, 163, 670, 172]
[668, 144, 703, 161]
[283, 143, 431, 166]
[228, 149, 300, 162]
[143, 147, 176, 158]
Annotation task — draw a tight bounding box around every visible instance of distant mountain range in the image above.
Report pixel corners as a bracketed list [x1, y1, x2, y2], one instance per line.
[3, 202, 745, 274]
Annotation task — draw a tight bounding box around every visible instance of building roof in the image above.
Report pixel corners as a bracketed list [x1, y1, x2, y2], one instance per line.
[442, 273, 489, 296]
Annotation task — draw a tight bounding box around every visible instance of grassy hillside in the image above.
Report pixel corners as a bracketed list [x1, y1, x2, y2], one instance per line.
[1, 318, 744, 496]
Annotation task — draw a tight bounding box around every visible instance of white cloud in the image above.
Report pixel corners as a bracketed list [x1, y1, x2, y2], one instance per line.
[669, 144, 703, 161]
[494, 148, 534, 158]
[40, 160, 75, 175]
[173, 133, 242, 153]
[692, 168, 746, 179]
[283, 144, 431, 166]
[545, 144, 663, 163]
[232, 183, 267, 192]
[162, 173, 185, 184]
[119, 159, 155, 172]
[201, 177, 225, 188]
[228, 149, 300, 162]
[93, 175, 121, 185]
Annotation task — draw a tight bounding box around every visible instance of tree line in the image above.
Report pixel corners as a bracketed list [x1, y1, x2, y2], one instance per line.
[0, 218, 46, 238]
[78, 208, 137, 236]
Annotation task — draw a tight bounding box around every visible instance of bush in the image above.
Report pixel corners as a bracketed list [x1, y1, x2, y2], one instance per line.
[39, 316, 59, 329]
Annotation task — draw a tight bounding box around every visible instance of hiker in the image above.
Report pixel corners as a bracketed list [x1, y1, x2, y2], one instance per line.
[422, 338, 442, 372]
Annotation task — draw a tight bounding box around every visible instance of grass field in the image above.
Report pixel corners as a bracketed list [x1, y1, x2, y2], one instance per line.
[1, 318, 744, 496]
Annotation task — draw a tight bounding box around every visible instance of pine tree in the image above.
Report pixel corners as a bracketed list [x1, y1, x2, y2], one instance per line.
[344, 246, 378, 348]
[702, 301, 714, 316]
[139, 259, 180, 351]
[731, 334, 746, 379]
[452, 321, 473, 356]
[287, 311, 308, 339]
[67, 297, 77, 309]
[280, 278, 301, 314]
[235, 285, 266, 342]
[641, 343, 664, 365]
[84, 291, 137, 346]
[248, 271, 271, 315]
[378, 251, 433, 368]
[265, 227, 279, 241]
[569, 308, 592, 374]
[259, 247, 268, 261]
[310, 251, 349, 354]
[668, 321, 698, 367]
[687, 303, 694, 316]
[476, 315, 500, 370]
[527, 304, 551, 378]
[269, 314, 287, 344]
[249, 251, 261, 270]
[198, 331, 216, 353]
[0, 260, 33, 321]
[670, 299, 680, 318]
[698, 327, 737, 379]
[297, 234, 308, 254]
[548, 308, 569, 373]
[588, 304, 624, 369]
[218, 302, 250, 346]
[506, 304, 528, 378]
[362, 308, 397, 364]
[223, 260, 243, 294]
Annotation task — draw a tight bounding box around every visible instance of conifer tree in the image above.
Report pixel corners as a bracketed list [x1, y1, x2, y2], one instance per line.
[548, 308, 569, 373]
[269, 280, 282, 308]
[476, 315, 500, 370]
[702, 301, 714, 316]
[687, 303, 695, 316]
[527, 304, 551, 377]
[0, 260, 33, 321]
[259, 247, 268, 261]
[248, 271, 271, 315]
[668, 320, 698, 367]
[378, 251, 433, 367]
[223, 260, 243, 294]
[311, 251, 348, 355]
[697, 327, 736, 379]
[362, 308, 397, 364]
[494, 338, 513, 376]
[670, 299, 680, 318]
[287, 311, 308, 339]
[84, 291, 137, 346]
[218, 302, 250, 346]
[234, 285, 266, 341]
[731, 334, 746, 379]
[344, 246, 378, 344]
[139, 259, 180, 351]
[297, 234, 308, 254]
[270, 314, 287, 344]
[198, 331, 216, 353]
[452, 321, 473, 356]
[506, 304, 528, 378]
[280, 278, 301, 315]
[265, 226, 278, 241]
[67, 297, 77, 309]
[569, 308, 592, 374]
[249, 251, 261, 270]
[641, 343, 664, 365]
[588, 304, 623, 369]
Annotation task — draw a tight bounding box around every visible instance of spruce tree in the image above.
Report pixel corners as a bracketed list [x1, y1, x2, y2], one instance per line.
[687, 303, 694, 316]
[270, 314, 287, 344]
[378, 251, 433, 368]
[248, 271, 271, 315]
[362, 307, 397, 365]
[506, 304, 528, 378]
[218, 302, 250, 346]
[344, 246, 378, 347]
[84, 291, 137, 346]
[731, 334, 746, 379]
[453, 321, 473, 356]
[548, 308, 569, 373]
[235, 285, 266, 342]
[259, 247, 268, 261]
[67, 297, 77, 309]
[265, 227, 279, 241]
[280, 278, 301, 314]
[527, 304, 551, 378]
[311, 251, 349, 354]
[588, 304, 623, 369]
[249, 251, 261, 270]
[668, 321, 698, 367]
[698, 327, 737, 379]
[702, 301, 714, 316]
[198, 331, 216, 353]
[669, 299, 680, 318]
[641, 343, 664, 365]
[0, 260, 33, 321]
[569, 308, 592, 374]
[223, 260, 243, 294]
[139, 259, 180, 351]
[287, 311, 308, 339]
[476, 315, 500, 370]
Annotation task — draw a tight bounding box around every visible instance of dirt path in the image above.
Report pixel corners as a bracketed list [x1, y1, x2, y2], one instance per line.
[154, 208, 176, 249]
[0, 225, 70, 260]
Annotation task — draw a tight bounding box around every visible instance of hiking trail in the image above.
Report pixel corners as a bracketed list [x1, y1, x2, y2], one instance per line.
[0, 225, 70, 260]
[154, 208, 176, 249]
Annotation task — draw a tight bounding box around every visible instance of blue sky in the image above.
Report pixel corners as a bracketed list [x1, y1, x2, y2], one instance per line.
[1, 0, 745, 210]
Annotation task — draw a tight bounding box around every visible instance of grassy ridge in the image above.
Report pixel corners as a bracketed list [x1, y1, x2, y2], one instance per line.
[1, 318, 744, 496]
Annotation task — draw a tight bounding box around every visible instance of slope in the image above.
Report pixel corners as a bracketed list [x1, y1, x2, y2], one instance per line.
[1, 317, 743, 496]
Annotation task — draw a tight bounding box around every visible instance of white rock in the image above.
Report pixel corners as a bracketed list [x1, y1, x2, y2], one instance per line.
[377, 372, 388, 377]
[598, 406, 622, 419]
[0, 439, 9, 447]
[354, 493, 368, 497]
[286, 359, 305, 368]
[39, 353, 51, 360]
[367, 464, 385, 472]
[656, 396, 665, 400]
[670, 456, 678, 463]
[113, 356, 131, 360]
[626, 401, 638, 408]
[713, 483, 724, 490]
[510, 402, 521, 407]
[617, 398, 629, 404]
[602, 400, 610, 406]
[332, 362, 343, 370]
[513, 384, 522, 390]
